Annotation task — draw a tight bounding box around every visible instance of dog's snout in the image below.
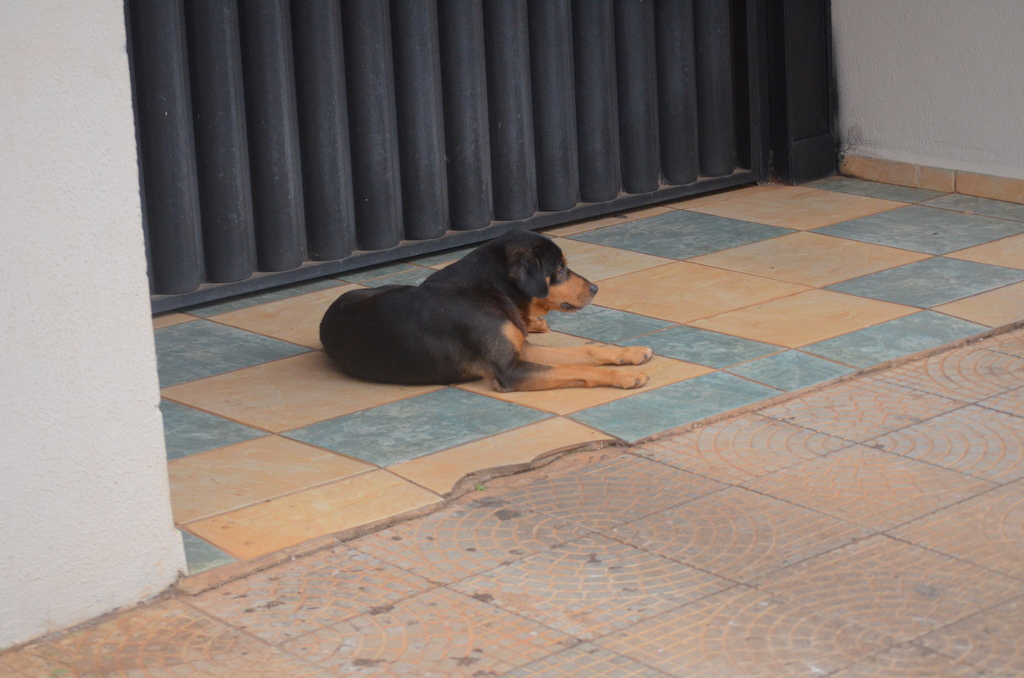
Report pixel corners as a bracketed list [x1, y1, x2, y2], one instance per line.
[589, 282, 599, 295]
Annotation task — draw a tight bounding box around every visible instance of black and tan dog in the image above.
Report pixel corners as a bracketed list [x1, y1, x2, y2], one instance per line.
[320, 230, 653, 392]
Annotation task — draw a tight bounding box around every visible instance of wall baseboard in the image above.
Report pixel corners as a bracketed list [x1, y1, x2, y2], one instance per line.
[840, 154, 1024, 204]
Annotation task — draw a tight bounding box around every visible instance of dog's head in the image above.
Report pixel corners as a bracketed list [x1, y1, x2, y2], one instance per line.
[500, 231, 597, 312]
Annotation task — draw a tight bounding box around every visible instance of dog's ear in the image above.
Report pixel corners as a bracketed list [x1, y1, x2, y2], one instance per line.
[509, 249, 549, 299]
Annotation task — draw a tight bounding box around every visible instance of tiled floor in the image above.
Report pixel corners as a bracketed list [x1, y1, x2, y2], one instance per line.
[142, 178, 1024, 574]
[6, 326, 1024, 676]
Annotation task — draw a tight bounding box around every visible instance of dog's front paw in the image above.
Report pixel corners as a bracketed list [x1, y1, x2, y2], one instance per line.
[616, 346, 654, 365]
[527, 316, 550, 333]
[610, 369, 649, 389]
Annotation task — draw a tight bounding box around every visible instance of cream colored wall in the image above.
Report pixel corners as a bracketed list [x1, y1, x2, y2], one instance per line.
[0, 0, 184, 648]
[833, 0, 1024, 181]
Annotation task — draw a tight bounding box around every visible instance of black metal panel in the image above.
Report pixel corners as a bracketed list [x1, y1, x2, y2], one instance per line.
[391, 0, 449, 240]
[134, 0, 782, 310]
[615, 0, 660, 194]
[129, 0, 203, 295]
[185, 0, 256, 283]
[341, 0, 404, 250]
[572, 0, 621, 203]
[437, 0, 493, 231]
[655, 0, 700, 185]
[291, 0, 356, 261]
[483, 0, 538, 221]
[694, 0, 736, 177]
[767, 0, 836, 183]
[528, 0, 579, 211]
[237, 0, 307, 271]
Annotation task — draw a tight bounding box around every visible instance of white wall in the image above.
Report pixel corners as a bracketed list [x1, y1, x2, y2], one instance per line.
[832, 0, 1024, 180]
[0, 0, 184, 648]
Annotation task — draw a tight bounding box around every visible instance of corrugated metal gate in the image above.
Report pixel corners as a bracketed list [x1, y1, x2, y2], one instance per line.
[129, 0, 768, 313]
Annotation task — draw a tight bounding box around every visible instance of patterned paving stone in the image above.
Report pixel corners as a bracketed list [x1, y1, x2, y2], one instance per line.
[348, 496, 588, 585]
[282, 587, 574, 676]
[504, 643, 671, 678]
[872, 406, 1024, 483]
[831, 643, 988, 677]
[887, 481, 1024, 579]
[753, 536, 1024, 643]
[497, 454, 727, 533]
[18, 599, 331, 677]
[633, 414, 849, 484]
[743, 446, 995, 531]
[760, 376, 967, 442]
[980, 328, 1024, 358]
[595, 585, 895, 678]
[191, 547, 433, 644]
[607, 487, 872, 583]
[979, 386, 1024, 418]
[450, 535, 731, 640]
[879, 343, 1024, 402]
[916, 595, 1024, 676]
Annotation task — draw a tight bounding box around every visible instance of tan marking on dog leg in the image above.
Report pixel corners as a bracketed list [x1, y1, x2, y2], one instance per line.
[526, 316, 550, 333]
[502, 321, 526, 352]
[511, 363, 649, 391]
[523, 343, 653, 366]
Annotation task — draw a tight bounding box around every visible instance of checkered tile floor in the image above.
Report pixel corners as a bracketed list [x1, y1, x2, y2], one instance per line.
[7, 327, 1024, 676]
[148, 178, 1024, 573]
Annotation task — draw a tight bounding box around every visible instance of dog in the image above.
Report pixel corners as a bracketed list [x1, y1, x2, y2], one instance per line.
[320, 230, 653, 392]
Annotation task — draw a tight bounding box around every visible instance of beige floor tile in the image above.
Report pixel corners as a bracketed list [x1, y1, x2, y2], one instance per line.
[389, 417, 615, 494]
[935, 281, 1024, 327]
[946, 232, 1024, 270]
[543, 205, 676, 236]
[153, 312, 196, 329]
[555, 237, 673, 281]
[691, 232, 931, 287]
[693, 289, 917, 347]
[211, 283, 363, 349]
[457, 353, 711, 414]
[162, 351, 442, 432]
[187, 470, 442, 559]
[596, 261, 809, 324]
[689, 185, 907, 230]
[169, 436, 373, 524]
